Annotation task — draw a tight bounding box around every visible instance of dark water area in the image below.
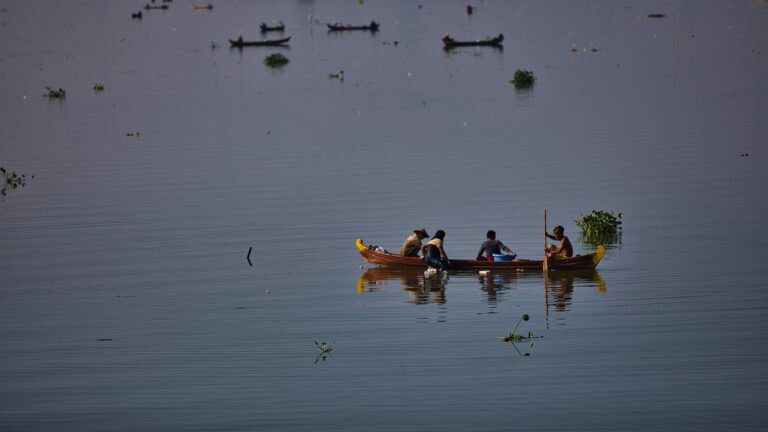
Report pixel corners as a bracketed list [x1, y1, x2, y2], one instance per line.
[1, 1, 767, 431]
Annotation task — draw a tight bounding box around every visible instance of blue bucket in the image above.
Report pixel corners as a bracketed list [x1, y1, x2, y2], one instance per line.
[493, 254, 515, 261]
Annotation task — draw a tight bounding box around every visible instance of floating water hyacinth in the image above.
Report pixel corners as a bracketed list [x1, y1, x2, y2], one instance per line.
[509, 69, 535, 89]
[264, 53, 289, 68]
[575, 209, 623, 245]
[500, 314, 540, 343]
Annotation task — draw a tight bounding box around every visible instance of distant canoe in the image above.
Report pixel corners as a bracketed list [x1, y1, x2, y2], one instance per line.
[192, 3, 213, 10]
[443, 33, 504, 48]
[144, 4, 169, 10]
[229, 36, 291, 47]
[327, 21, 380, 32]
[260, 21, 285, 32]
[356, 238, 604, 271]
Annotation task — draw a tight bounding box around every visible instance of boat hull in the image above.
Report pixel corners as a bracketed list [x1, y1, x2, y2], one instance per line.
[229, 36, 291, 47]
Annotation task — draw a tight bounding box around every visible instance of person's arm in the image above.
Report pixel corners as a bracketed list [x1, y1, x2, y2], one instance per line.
[477, 243, 486, 260]
[545, 233, 557, 240]
[439, 244, 449, 261]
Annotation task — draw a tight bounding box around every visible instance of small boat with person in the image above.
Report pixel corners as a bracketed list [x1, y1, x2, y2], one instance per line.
[442, 33, 504, 48]
[229, 36, 291, 47]
[260, 21, 285, 32]
[327, 20, 380, 32]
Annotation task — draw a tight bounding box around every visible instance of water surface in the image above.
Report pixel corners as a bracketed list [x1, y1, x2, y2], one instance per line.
[2, 1, 767, 431]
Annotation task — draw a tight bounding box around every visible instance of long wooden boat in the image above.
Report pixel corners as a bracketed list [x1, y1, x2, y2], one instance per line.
[443, 33, 504, 48]
[327, 21, 380, 32]
[260, 21, 285, 32]
[356, 239, 604, 271]
[192, 3, 213, 10]
[144, 4, 169, 10]
[229, 36, 291, 47]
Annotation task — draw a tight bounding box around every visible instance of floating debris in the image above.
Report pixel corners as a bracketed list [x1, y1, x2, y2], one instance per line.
[247, 246, 253, 266]
[328, 70, 344, 80]
[647, 13, 666, 18]
[93, 83, 105, 92]
[132, 11, 143, 19]
[125, 132, 140, 137]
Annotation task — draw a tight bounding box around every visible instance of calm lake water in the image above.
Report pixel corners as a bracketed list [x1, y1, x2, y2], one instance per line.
[2, 1, 767, 431]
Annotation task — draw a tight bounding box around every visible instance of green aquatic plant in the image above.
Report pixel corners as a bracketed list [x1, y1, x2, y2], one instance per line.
[509, 69, 535, 89]
[264, 53, 289, 68]
[575, 209, 623, 245]
[45, 87, 66, 99]
[314, 341, 334, 364]
[1, 166, 29, 196]
[314, 341, 333, 353]
[500, 314, 540, 343]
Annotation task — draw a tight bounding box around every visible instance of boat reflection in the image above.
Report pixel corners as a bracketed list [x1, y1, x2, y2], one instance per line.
[357, 267, 606, 316]
[357, 267, 447, 304]
[544, 269, 606, 327]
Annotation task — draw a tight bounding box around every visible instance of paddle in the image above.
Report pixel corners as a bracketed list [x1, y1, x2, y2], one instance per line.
[543, 209, 549, 271]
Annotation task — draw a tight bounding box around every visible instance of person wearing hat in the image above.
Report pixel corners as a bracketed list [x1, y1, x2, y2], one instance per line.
[400, 228, 429, 257]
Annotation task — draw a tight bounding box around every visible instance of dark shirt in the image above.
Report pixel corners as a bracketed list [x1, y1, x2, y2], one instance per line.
[477, 239, 506, 259]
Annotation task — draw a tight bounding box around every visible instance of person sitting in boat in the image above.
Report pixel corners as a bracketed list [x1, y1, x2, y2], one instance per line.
[442, 34, 455, 45]
[476, 230, 517, 261]
[236, 35, 243, 44]
[545, 225, 573, 258]
[400, 228, 429, 257]
[421, 230, 451, 269]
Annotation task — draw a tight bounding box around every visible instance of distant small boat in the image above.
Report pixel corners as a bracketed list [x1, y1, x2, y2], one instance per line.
[144, 3, 169, 10]
[260, 21, 285, 32]
[229, 36, 291, 47]
[131, 11, 143, 19]
[442, 33, 504, 48]
[192, 3, 213, 10]
[327, 20, 380, 32]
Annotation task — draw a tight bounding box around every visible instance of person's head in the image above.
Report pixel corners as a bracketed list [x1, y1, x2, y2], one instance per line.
[432, 230, 445, 240]
[486, 230, 496, 240]
[414, 228, 429, 239]
[553, 225, 565, 238]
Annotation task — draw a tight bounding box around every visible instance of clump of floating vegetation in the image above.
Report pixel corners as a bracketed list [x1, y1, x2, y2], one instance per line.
[500, 314, 540, 343]
[647, 13, 666, 18]
[93, 83, 105, 92]
[264, 53, 289, 68]
[314, 340, 334, 363]
[509, 69, 535, 89]
[1, 166, 30, 196]
[315, 341, 333, 353]
[44, 87, 66, 99]
[575, 209, 623, 245]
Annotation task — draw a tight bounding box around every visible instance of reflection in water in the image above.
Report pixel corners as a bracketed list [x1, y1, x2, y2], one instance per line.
[358, 267, 447, 304]
[544, 270, 606, 327]
[358, 267, 543, 306]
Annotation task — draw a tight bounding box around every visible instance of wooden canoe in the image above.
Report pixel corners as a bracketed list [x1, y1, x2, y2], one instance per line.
[229, 36, 291, 47]
[327, 21, 380, 32]
[443, 33, 504, 48]
[192, 3, 213, 10]
[544, 245, 605, 271]
[356, 238, 604, 271]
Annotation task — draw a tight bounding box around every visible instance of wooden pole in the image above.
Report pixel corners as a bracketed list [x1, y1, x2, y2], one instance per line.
[543, 209, 549, 271]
